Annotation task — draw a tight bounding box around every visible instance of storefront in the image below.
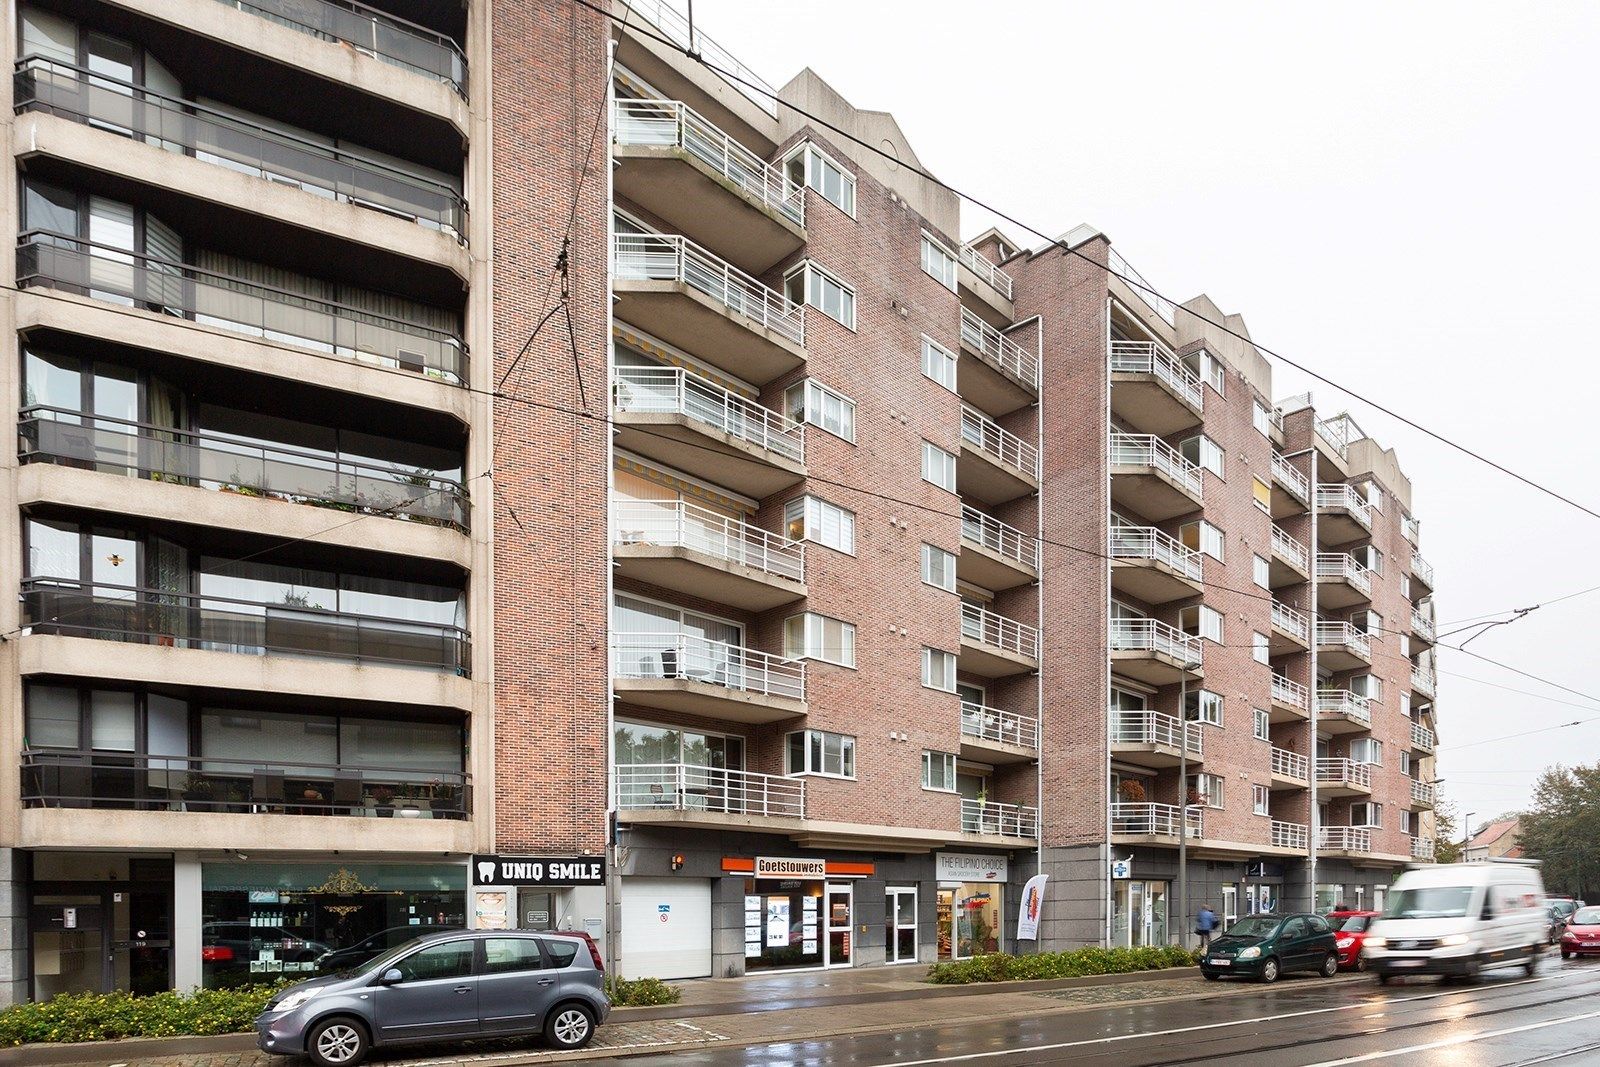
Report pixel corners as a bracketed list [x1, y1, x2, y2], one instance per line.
[935, 852, 1007, 960]
[1111, 878, 1170, 947]
[731, 857, 861, 971]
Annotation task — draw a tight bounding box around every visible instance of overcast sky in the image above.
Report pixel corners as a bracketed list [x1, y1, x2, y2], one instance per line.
[681, 0, 1600, 835]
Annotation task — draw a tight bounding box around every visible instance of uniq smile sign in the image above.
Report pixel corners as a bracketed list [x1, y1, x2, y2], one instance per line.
[472, 855, 606, 887]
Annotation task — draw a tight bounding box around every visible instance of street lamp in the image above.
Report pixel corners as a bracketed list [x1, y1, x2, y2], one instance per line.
[1462, 811, 1477, 862]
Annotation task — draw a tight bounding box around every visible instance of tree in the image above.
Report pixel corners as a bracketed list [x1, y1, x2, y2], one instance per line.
[1518, 762, 1600, 898]
[1433, 799, 1463, 864]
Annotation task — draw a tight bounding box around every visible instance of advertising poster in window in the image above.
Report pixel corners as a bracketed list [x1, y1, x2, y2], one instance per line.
[744, 895, 762, 957]
[766, 896, 791, 947]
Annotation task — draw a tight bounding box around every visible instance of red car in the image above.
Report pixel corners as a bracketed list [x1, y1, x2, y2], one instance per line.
[1560, 905, 1600, 959]
[1329, 910, 1381, 971]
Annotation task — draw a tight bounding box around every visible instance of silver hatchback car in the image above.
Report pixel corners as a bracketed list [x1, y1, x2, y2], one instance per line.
[256, 930, 610, 1066]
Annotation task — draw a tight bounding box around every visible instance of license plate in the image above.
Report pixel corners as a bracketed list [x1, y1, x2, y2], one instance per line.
[1392, 959, 1425, 968]
[1210, 958, 1231, 966]
[1584, 940, 1599, 946]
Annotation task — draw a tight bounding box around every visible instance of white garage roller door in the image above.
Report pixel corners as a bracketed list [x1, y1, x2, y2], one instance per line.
[620, 878, 712, 979]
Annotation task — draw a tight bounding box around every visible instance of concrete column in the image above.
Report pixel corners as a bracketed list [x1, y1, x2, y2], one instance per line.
[172, 851, 202, 992]
[0, 850, 27, 1005]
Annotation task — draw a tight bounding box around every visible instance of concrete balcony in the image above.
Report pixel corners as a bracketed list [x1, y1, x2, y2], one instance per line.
[611, 633, 806, 725]
[1270, 524, 1310, 587]
[1316, 620, 1372, 671]
[1110, 710, 1203, 770]
[612, 232, 805, 386]
[959, 702, 1039, 765]
[611, 364, 805, 498]
[1317, 689, 1373, 735]
[1271, 450, 1310, 518]
[1110, 617, 1203, 686]
[16, 803, 473, 854]
[1109, 432, 1203, 522]
[1316, 483, 1374, 545]
[1110, 523, 1203, 605]
[1411, 779, 1437, 810]
[1412, 666, 1437, 700]
[959, 602, 1039, 678]
[1109, 340, 1203, 436]
[1411, 721, 1436, 753]
[960, 799, 1039, 844]
[1270, 747, 1309, 789]
[1318, 826, 1373, 856]
[957, 245, 1015, 327]
[1411, 604, 1437, 648]
[612, 500, 806, 611]
[1313, 414, 1353, 478]
[1111, 802, 1202, 845]
[1270, 673, 1310, 722]
[1403, 516, 1422, 547]
[1316, 758, 1372, 798]
[958, 307, 1037, 418]
[1411, 836, 1435, 860]
[959, 506, 1038, 592]
[1316, 552, 1373, 609]
[615, 763, 806, 833]
[1411, 550, 1436, 595]
[1272, 821, 1309, 851]
[612, 98, 804, 274]
[959, 406, 1039, 505]
[1270, 600, 1310, 655]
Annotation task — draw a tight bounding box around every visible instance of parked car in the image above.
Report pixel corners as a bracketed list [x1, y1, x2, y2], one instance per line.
[315, 925, 461, 973]
[1364, 862, 1547, 983]
[256, 929, 609, 1066]
[1329, 910, 1381, 971]
[1199, 913, 1339, 983]
[1546, 896, 1585, 923]
[1559, 905, 1600, 959]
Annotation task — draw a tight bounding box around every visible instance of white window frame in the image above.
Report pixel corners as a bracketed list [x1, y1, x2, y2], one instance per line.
[1253, 706, 1270, 741]
[1185, 688, 1224, 728]
[786, 729, 856, 779]
[1351, 737, 1383, 766]
[1252, 632, 1270, 665]
[1399, 751, 1413, 776]
[1354, 544, 1383, 575]
[1180, 603, 1224, 644]
[1181, 434, 1225, 479]
[920, 335, 958, 392]
[1190, 772, 1225, 809]
[1252, 784, 1270, 816]
[920, 231, 958, 292]
[785, 142, 856, 218]
[785, 379, 856, 443]
[1400, 693, 1411, 718]
[1351, 801, 1383, 828]
[1400, 809, 1414, 834]
[1252, 476, 1272, 514]
[922, 749, 958, 792]
[1253, 401, 1273, 438]
[783, 612, 856, 668]
[1180, 520, 1225, 562]
[921, 543, 956, 592]
[921, 441, 957, 493]
[1252, 554, 1271, 589]
[785, 260, 855, 330]
[784, 495, 856, 555]
[1350, 674, 1383, 702]
[921, 646, 957, 692]
[1399, 634, 1410, 658]
[1401, 575, 1411, 599]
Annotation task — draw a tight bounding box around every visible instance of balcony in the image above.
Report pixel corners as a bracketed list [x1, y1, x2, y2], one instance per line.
[17, 233, 466, 384]
[1270, 525, 1310, 587]
[1403, 516, 1421, 546]
[611, 364, 804, 498]
[1317, 689, 1373, 734]
[1411, 779, 1437, 809]
[1272, 821, 1309, 851]
[959, 506, 1038, 591]
[957, 244, 1015, 324]
[1111, 802, 1202, 843]
[959, 702, 1039, 764]
[1270, 600, 1310, 655]
[22, 750, 468, 819]
[1271, 451, 1310, 518]
[611, 232, 805, 386]
[21, 578, 470, 674]
[1316, 484, 1374, 544]
[1109, 432, 1203, 522]
[615, 763, 805, 829]
[1313, 414, 1352, 477]
[1316, 620, 1372, 671]
[1315, 553, 1373, 609]
[19, 408, 469, 532]
[1110, 710, 1202, 769]
[958, 307, 1037, 417]
[1411, 836, 1435, 860]
[1270, 747, 1309, 788]
[611, 633, 806, 724]
[1316, 758, 1372, 798]
[1412, 666, 1437, 700]
[1110, 617, 1202, 686]
[1411, 721, 1436, 753]
[1271, 673, 1309, 722]
[959, 407, 1039, 505]
[960, 799, 1039, 841]
[1109, 523, 1203, 604]
[1318, 826, 1372, 855]
[1411, 604, 1436, 647]
[959, 602, 1039, 677]
[612, 500, 805, 611]
[612, 98, 804, 274]
[1109, 340, 1204, 435]
[1411, 550, 1436, 594]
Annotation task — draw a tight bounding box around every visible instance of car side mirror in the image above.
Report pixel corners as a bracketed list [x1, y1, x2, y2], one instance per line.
[379, 968, 403, 985]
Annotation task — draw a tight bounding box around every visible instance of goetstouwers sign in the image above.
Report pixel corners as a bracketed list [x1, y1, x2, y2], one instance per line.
[754, 856, 827, 879]
[471, 855, 606, 887]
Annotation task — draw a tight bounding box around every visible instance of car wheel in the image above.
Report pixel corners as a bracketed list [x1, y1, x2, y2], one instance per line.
[1562, 949, 1572, 960]
[307, 1017, 369, 1067]
[1462, 955, 1481, 983]
[1321, 953, 1339, 978]
[1259, 957, 1280, 983]
[545, 1003, 596, 1050]
[1355, 955, 1367, 973]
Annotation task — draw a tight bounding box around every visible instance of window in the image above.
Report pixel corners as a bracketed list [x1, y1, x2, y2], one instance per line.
[785, 496, 856, 554]
[785, 380, 856, 443]
[1253, 632, 1270, 664]
[26, 686, 81, 749]
[1180, 434, 1225, 478]
[786, 142, 855, 217]
[1361, 481, 1383, 512]
[1253, 401, 1273, 437]
[543, 939, 578, 968]
[1222, 885, 1239, 926]
[1252, 477, 1271, 513]
[1189, 772, 1225, 808]
[920, 233, 958, 291]
[1351, 738, 1383, 766]
[921, 544, 956, 592]
[922, 750, 957, 792]
[1401, 575, 1411, 598]
[1400, 635, 1410, 658]
[394, 940, 475, 982]
[1182, 348, 1225, 396]
[1184, 689, 1224, 727]
[921, 336, 957, 391]
[785, 262, 855, 329]
[922, 441, 957, 492]
[1253, 706, 1270, 741]
[1253, 554, 1270, 589]
[1253, 784, 1270, 816]
[921, 647, 957, 692]
[1180, 604, 1224, 644]
[1353, 545, 1383, 574]
[1400, 693, 1411, 717]
[1400, 810, 1414, 834]
[1399, 752, 1413, 776]
[1352, 610, 1383, 637]
[784, 613, 856, 667]
[1180, 520, 1225, 562]
[787, 730, 856, 777]
[482, 938, 546, 975]
[1350, 674, 1383, 701]
[1350, 802, 1383, 828]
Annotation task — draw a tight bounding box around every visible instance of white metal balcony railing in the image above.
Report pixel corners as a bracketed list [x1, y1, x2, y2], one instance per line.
[959, 244, 1014, 300]
[615, 762, 805, 818]
[961, 798, 1039, 838]
[1403, 516, 1422, 546]
[1411, 779, 1436, 807]
[1411, 550, 1435, 588]
[1319, 826, 1371, 852]
[1110, 617, 1203, 667]
[1271, 405, 1286, 436]
[1272, 673, 1309, 709]
[961, 601, 1040, 660]
[1411, 836, 1434, 860]
[1272, 600, 1309, 642]
[1411, 605, 1436, 642]
[960, 307, 1039, 390]
[1111, 710, 1203, 756]
[1109, 524, 1202, 580]
[1107, 248, 1177, 327]
[1108, 340, 1203, 410]
[1109, 432, 1204, 499]
[612, 232, 805, 346]
[1411, 721, 1436, 751]
[612, 98, 804, 226]
[1316, 619, 1372, 659]
[613, 499, 804, 581]
[961, 702, 1040, 750]
[1316, 553, 1373, 596]
[1272, 821, 1309, 850]
[622, 0, 779, 115]
[1272, 524, 1309, 571]
[1316, 758, 1373, 790]
[611, 631, 806, 700]
[961, 505, 1040, 571]
[612, 365, 804, 463]
[1316, 483, 1374, 530]
[1412, 666, 1437, 698]
[1111, 802, 1202, 838]
[1317, 688, 1373, 726]
[1316, 414, 1351, 460]
[1271, 747, 1309, 781]
[961, 406, 1041, 479]
[1272, 450, 1310, 502]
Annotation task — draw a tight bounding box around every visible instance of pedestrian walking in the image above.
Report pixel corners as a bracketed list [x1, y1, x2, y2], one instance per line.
[1196, 904, 1218, 951]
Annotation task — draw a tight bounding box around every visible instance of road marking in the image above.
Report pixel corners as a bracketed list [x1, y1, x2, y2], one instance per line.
[1302, 1007, 1600, 1065]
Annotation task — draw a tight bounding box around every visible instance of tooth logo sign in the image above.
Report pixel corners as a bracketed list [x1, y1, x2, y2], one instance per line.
[476, 860, 498, 885]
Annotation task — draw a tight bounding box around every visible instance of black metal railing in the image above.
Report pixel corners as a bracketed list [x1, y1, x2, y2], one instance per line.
[20, 578, 471, 674]
[20, 407, 469, 531]
[21, 749, 470, 819]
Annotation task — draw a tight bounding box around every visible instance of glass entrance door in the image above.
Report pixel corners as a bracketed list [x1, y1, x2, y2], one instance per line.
[885, 888, 917, 964]
[518, 889, 556, 931]
[31, 893, 104, 999]
[824, 884, 851, 967]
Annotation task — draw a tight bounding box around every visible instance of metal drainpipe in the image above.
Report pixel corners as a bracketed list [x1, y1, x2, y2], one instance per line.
[1102, 294, 1114, 949]
[1178, 670, 1188, 948]
[1307, 445, 1320, 913]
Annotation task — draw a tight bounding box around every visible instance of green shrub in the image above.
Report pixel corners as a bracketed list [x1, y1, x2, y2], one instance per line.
[926, 945, 1201, 985]
[605, 975, 682, 1006]
[0, 984, 289, 1046]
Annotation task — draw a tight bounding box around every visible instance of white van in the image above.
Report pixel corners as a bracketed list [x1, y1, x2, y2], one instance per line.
[1364, 860, 1547, 983]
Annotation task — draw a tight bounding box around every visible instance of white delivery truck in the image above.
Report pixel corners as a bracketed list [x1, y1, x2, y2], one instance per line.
[1364, 859, 1548, 983]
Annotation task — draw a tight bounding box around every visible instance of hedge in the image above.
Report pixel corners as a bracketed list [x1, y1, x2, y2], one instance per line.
[0, 985, 287, 1046]
[605, 975, 682, 1006]
[926, 945, 1200, 984]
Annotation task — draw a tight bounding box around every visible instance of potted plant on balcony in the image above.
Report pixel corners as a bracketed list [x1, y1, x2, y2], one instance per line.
[1118, 779, 1146, 804]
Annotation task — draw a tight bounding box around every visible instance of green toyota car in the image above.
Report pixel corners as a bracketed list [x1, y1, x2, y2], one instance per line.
[1200, 913, 1339, 983]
